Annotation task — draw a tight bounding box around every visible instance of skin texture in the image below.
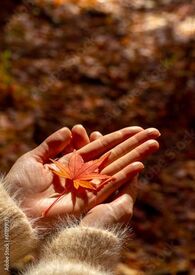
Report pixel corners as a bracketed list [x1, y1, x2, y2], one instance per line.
[5, 125, 160, 226]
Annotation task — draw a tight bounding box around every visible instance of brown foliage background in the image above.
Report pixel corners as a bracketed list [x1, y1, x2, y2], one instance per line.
[0, 0, 195, 274]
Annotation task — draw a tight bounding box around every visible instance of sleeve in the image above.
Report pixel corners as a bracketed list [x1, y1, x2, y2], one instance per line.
[0, 177, 39, 275]
[23, 223, 127, 275]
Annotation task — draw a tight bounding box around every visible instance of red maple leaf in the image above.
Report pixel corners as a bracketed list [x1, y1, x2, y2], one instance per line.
[42, 150, 112, 217]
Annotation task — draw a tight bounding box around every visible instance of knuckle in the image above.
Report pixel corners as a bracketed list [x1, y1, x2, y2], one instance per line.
[109, 149, 118, 160]
[116, 168, 127, 181]
[132, 148, 141, 159]
[99, 138, 109, 149]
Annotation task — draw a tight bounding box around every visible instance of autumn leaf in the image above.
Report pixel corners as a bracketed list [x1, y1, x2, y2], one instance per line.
[42, 150, 112, 217]
[51, 150, 112, 189]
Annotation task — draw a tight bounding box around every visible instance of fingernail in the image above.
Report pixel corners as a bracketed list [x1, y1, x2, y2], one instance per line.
[76, 124, 83, 128]
[147, 140, 159, 146]
[132, 162, 144, 169]
[94, 131, 102, 135]
[147, 128, 161, 136]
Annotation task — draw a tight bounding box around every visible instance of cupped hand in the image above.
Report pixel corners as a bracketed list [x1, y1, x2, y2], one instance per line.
[5, 125, 160, 222]
[81, 176, 138, 227]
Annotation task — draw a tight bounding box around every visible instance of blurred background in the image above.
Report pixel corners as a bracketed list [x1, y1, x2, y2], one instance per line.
[0, 0, 195, 274]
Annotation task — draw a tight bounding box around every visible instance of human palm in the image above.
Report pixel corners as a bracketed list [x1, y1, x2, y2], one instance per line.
[5, 125, 160, 221]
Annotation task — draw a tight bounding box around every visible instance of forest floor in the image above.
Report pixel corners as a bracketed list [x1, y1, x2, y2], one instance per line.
[0, 0, 195, 274]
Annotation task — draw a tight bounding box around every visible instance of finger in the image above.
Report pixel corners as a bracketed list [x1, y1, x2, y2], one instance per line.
[90, 131, 103, 142]
[107, 175, 138, 203]
[93, 162, 144, 206]
[108, 193, 135, 223]
[76, 126, 143, 161]
[62, 127, 100, 155]
[114, 175, 138, 203]
[102, 139, 159, 175]
[105, 128, 160, 165]
[72, 124, 90, 149]
[61, 141, 75, 155]
[106, 176, 140, 223]
[82, 191, 135, 226]
[32, 127, 72, 161]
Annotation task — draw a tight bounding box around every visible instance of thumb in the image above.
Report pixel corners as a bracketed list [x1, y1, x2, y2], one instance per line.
[32, 127, 72, 161]
[108, 193, 134, 224]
